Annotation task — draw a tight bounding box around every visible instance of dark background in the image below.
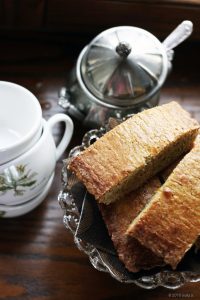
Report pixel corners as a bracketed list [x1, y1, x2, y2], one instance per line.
[0, 1, 200, 300]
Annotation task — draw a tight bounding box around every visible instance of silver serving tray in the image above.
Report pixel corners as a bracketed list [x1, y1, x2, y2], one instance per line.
[58, 123, 200, 289]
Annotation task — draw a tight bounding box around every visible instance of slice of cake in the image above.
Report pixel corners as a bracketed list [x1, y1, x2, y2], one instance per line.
[127, 137, 200, 269]
[99, 161, 182, 273]
[99, 177, 164, 272]
[69, 102, 199, 204]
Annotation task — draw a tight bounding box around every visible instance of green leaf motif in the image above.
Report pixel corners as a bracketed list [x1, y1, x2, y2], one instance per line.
[0, 176, 5, 185]
[0, 164, 37, 197]
[0, 211, 5, 218]
[16, 165, 26, 174]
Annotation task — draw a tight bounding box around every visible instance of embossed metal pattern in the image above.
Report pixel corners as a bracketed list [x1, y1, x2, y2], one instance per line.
[58, 125, 200, 289]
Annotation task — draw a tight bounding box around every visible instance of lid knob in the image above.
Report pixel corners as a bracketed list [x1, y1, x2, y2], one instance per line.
[116, 42, 132, 58]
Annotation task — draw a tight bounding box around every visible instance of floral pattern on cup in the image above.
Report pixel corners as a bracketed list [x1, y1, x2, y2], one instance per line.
[0, 211, 5, 218]
[0, 164, 37, 196]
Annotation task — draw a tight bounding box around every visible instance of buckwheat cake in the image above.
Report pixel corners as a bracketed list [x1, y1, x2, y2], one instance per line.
[99, 177, 164, 272]
[99, 160, 182, 273]
[69, 101, 199, 204]
[127, 136, 200, 269]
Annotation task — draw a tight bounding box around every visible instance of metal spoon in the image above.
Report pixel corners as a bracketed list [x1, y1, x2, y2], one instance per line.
[163, 20, 193, 61]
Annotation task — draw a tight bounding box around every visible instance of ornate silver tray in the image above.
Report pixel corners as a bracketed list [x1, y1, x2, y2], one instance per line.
[58, 122, 200, 289]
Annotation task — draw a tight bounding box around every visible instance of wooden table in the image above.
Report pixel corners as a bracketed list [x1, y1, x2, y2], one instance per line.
[0, 36, 200, 300]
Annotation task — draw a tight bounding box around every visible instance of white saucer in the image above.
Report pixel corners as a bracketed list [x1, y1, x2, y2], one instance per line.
[0, 173, 54, 218]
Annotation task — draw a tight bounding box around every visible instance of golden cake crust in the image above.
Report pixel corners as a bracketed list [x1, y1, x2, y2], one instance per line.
[69, 102, 199, 205]
[127, 137, 200, 269]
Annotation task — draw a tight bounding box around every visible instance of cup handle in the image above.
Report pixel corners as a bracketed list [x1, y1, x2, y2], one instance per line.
[47, 113, 74, 161]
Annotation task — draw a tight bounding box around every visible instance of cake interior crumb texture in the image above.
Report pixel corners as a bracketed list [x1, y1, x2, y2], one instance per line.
[99, 177, 164, 272]
[99, 159, 181, 273]
[69, 101, 199, 204]
[127, 137, 200, 269]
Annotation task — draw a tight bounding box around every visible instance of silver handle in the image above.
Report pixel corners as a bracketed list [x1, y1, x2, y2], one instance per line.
[58, 87, 84, 120]
[163, 20, 193, 52]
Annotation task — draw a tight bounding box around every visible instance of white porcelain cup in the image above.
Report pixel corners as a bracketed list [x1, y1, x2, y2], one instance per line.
[0, 115, 73, 205]
[0, 81, 42, 164]
[0, 173, 54, 218]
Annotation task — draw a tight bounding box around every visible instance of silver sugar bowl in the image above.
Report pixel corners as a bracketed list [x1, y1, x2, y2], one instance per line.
[59, 22, 193, 127]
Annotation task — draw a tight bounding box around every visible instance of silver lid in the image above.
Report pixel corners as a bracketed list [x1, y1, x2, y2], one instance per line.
[80, 26, 168, 107]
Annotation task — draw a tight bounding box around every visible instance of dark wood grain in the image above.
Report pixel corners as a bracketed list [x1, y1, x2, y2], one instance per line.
[1, 0, 200, 40]
[0, 31, 200, 300]
[0, 0, 46, 28]
[45, 0, 200, 39]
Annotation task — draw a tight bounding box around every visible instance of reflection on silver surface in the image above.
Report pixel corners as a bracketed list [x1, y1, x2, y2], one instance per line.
[81, 27, 166, 106]
[58, 26, 169, 127]
[58, 122, 200, 288]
